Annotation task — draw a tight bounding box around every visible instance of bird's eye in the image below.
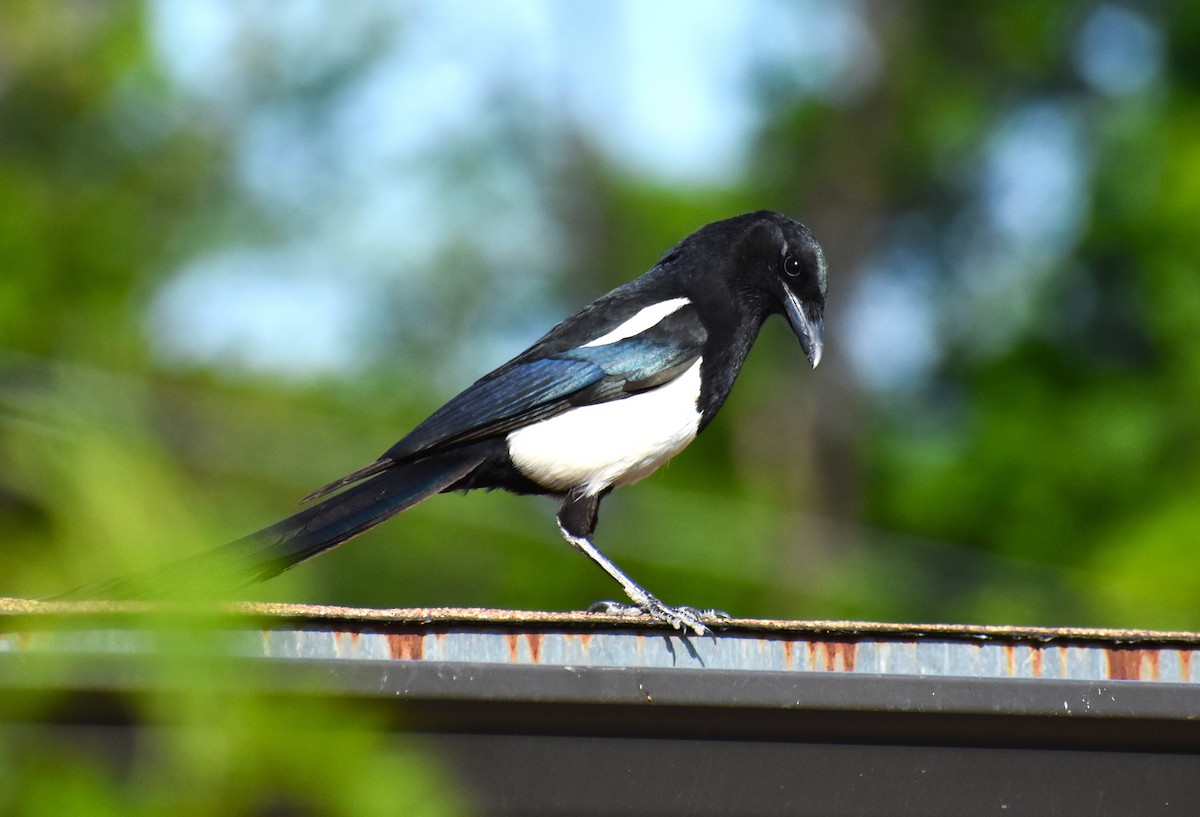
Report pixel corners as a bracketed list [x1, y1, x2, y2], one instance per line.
[783, 255, 802, 277]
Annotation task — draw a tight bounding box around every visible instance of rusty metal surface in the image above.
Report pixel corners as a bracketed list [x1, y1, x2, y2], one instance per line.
[4, 597, 1200, 685]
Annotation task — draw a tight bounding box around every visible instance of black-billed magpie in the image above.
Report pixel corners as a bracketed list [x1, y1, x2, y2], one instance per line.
[91, 211, 827, 634]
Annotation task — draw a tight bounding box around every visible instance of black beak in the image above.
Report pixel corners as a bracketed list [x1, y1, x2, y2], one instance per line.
[783, 288, 824, 369]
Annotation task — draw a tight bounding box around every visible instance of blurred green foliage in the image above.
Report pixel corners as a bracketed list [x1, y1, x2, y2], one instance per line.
[5, 0, 1200, 627]
[0, 630, 466, 816]
[4, 0, 1200, 809]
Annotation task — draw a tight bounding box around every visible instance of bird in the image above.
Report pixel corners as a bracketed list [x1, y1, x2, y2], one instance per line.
[86, 211, 827, 635]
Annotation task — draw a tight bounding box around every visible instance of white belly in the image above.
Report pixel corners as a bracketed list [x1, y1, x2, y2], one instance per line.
[506, 359, 702, 496]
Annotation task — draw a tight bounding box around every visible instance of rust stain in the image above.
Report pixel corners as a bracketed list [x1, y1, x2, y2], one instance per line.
[806, 640, 856, 672]
[564, 631, 591, 657]
[1058, 645, 1070, 677]
[1181, 649, 1193, 680]
[1003, 644, 1016, 677]
[1107, 648, 1159, 681]
[335, 630, 361, 656]
[1143, 648, 1160, 681]
[828, 641, 856, 672]
[781, 639, 795, 670]
[524, 633, 543, 663]
[1030, 645, 1044, 677]
[504, 633, 521, 663]
[386, 633, 424, 661]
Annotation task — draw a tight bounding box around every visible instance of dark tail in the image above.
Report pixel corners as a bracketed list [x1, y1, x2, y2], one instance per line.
[62, 453, 484, 600]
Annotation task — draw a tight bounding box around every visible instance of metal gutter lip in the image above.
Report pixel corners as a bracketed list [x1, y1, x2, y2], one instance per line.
[3, 654, 1200, 725]
[7, 599, 1200, 684]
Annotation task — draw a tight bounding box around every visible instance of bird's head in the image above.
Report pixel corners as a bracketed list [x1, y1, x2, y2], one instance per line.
[734, 211, 827, 368]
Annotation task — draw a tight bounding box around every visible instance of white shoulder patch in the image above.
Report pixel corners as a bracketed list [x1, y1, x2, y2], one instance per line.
[582, 297, 690, 348]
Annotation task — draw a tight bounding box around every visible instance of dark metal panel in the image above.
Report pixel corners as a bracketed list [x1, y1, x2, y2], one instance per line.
[4, 718, 1195, 817]
[423, 733, 1200, 817]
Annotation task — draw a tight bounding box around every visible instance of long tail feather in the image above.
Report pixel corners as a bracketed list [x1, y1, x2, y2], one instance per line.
[61, 453, 484, 600]
[239, 453, 483, 578]
[300, 457, 395, 504]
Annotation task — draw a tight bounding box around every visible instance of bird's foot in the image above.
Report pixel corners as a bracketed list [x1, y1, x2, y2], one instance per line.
[587, 599, 727, 636]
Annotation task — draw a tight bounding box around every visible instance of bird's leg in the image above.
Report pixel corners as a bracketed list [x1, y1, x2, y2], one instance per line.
[557, 491, 710, 636]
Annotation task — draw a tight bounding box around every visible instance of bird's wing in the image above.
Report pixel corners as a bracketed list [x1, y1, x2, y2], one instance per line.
[385, 301, 707, 461]
[300, 302, 706, 502]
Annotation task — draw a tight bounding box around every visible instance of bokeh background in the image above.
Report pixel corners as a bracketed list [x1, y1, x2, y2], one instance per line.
[4, 2, 1199, 813]
[5, 0, 1199, 629]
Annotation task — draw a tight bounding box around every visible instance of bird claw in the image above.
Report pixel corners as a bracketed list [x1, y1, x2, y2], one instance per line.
[587, 599, 721, 636]
[680, 605, 732, 620]
[588, 599, 644, 617]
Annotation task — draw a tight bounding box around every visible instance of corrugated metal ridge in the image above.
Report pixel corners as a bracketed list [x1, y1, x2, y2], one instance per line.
[4, 597, 1200, 646]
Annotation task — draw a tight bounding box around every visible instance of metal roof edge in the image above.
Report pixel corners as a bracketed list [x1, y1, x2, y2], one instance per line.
[4, 596, 1200, 646]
